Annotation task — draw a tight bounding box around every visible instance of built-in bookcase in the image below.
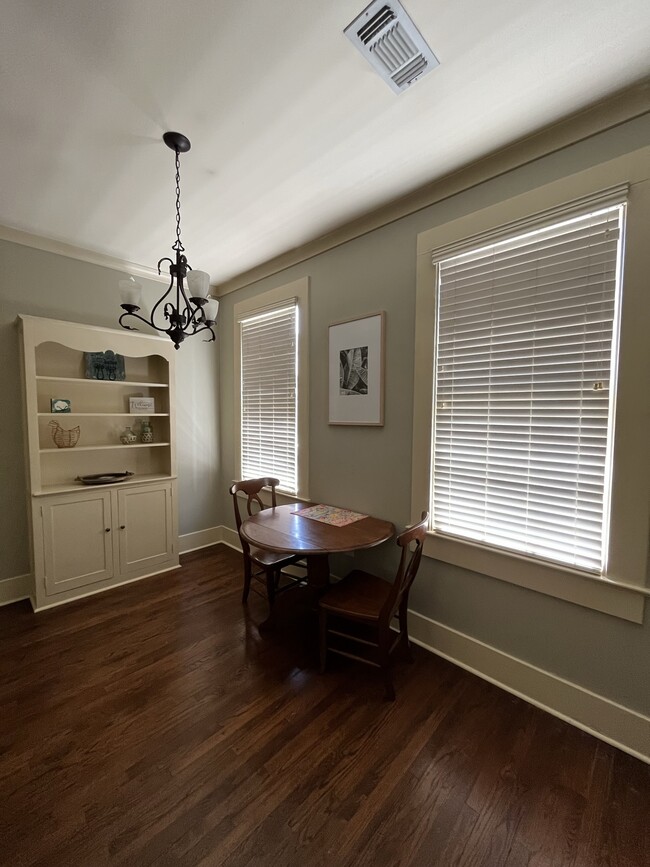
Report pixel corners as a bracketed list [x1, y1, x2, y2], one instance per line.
[19, 315, 179, 609]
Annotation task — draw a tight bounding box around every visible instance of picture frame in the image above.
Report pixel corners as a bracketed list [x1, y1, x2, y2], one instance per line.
[129, 397, 155, 414]
[50, 398, 71, 413]
[328, 312, 385, 425]
[84, 350, 125, 381]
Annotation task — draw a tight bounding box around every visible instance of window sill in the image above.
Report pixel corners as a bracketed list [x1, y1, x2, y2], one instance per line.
[276, 490, 311, 506]
[424, 532, 646, 624]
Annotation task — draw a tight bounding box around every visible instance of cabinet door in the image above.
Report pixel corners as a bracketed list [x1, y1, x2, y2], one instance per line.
[117, 484, 173, 574]
[41, 491, 114, 594]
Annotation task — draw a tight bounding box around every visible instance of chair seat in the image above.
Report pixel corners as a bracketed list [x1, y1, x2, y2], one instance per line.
[319, 569, 391, 621]
[250, 546, 299, 570]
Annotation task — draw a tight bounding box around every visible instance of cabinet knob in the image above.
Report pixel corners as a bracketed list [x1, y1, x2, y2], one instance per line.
[105, 528, 111, 533]
[120, 525, 126, 530]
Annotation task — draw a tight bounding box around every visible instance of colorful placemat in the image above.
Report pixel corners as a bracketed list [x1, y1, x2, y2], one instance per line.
[292, 504, 368, 527]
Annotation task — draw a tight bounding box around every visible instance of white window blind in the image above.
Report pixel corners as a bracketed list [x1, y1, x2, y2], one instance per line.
[432, 204, 625, 573]
[240, 302, 298, 493]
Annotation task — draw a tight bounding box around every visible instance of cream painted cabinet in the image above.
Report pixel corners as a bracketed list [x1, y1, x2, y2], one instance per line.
[19, 314, 179, 610]
[41, 489, 115, 595]
[117, 483, 173, 574]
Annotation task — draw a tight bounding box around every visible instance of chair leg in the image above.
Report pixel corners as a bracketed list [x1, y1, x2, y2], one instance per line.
[265, 568, 276, 607]
[242, 560, 252, 604]
[319, 609, 328, 674]
[399, 598, 413, 663]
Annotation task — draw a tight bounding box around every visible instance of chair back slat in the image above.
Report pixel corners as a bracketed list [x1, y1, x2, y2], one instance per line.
[229, 478, 280, 545]
[380, 511, 429, 627]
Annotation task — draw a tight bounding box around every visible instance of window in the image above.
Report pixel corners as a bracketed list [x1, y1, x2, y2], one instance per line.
[234, 278, 309, 498]
[412, 149, 650, 622]
[240, 302, 297, 491]
[431, 205, 624, 573]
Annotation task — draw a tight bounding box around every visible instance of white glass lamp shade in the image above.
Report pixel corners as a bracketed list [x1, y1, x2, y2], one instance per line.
[119, 277, 142, 307]
[186, 269, 211, 301]
[204, 297, 219, 324]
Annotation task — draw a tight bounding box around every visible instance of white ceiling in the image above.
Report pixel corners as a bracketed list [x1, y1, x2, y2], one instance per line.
[1, 0, 649, 286]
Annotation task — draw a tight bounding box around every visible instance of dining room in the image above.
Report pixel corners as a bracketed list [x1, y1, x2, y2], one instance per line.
[1, 1, 650, 864]
[3, 114, 650, 862]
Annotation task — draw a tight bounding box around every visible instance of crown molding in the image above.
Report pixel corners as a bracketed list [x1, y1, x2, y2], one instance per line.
[0, 224, 168, 285]
[214, 78, 650, 296]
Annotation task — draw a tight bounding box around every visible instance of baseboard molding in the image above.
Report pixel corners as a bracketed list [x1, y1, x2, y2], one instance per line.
[219, 525, 242, 551]
[179, 525, 241, 554]
[407, 610, 650, 764]
[179, 526, 224, 554]
[0, 573, 31, 607]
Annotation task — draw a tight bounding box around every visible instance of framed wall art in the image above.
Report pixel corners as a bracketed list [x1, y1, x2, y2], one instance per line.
[328, 312, 385, 425]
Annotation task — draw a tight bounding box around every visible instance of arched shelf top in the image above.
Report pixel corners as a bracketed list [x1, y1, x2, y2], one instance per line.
[18, 314, 176, 363]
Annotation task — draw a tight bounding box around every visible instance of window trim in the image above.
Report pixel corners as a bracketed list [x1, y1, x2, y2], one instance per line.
[412, 147, 650, 623]
[234, 277, 309, 501]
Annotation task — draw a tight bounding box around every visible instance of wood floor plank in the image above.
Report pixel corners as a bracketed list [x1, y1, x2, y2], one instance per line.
[0, 543, 648, 866]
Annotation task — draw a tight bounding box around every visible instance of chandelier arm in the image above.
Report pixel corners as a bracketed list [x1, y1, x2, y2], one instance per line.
[191, 324, 217, 343]
[150, 269, 176, 329]
[119, 310, 166, 333]
[178, 283, 193, 329]
[187, 304, 207, 330]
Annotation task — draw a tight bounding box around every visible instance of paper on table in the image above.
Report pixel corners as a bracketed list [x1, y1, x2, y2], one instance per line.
[292, 504, 367, 527]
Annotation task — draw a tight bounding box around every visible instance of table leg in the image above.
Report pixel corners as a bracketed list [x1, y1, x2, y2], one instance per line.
[258, 554, 330, 631]
[306, 554, 331, 589]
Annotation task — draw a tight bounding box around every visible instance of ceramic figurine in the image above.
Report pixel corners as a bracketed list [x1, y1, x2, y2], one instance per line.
[120, 425, 137, 445]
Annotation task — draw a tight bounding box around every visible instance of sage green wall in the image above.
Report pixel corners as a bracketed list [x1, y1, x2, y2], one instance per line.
[217, 114, 650, 715]
[0, 242, 220, 582]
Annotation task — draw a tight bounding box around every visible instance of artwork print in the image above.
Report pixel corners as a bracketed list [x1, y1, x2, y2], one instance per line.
[84, 350, 126, 381]
[329, 312, 384, 425]
[339, 346, 368, 396]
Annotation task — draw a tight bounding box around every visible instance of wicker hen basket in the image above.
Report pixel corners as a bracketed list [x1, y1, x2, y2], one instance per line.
[49, 419, 80, 448]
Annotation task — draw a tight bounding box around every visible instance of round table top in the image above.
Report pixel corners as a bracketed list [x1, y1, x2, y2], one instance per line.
[239, 503, 395, 556]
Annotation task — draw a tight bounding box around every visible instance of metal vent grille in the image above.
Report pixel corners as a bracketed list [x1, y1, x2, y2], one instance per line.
[358, 5, 395, 43]
[345, 0, 439, 94]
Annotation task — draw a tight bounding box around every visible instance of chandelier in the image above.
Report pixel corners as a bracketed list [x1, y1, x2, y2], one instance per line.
[118, 132, 218, 349]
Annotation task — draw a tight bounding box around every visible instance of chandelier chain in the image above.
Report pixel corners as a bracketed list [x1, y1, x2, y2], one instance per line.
[173, 149, 184, 253]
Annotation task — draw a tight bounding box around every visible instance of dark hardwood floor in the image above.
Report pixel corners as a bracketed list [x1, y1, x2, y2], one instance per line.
[0, 544, 648, 867]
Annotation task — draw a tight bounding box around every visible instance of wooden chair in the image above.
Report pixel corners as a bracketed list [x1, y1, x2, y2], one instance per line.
[318, 511, 429, 700]
[230, 478, 305, 610]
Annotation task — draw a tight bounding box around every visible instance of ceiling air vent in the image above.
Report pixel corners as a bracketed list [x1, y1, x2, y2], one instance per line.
[344, 0, 439, 94]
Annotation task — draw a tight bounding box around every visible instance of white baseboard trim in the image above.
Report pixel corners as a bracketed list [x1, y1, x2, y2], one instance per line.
[179, 525, 241, 554]
[408, 610, 650, 764]
[179, 526, 224, 554]
[0, 573, 31, 607]
[219, 525, 242, 551]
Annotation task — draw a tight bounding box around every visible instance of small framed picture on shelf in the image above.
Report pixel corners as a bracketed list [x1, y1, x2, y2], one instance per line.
[129, 396, 155, 414]
[51, 398, 71, 413]
[84, 350, 126, 381]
